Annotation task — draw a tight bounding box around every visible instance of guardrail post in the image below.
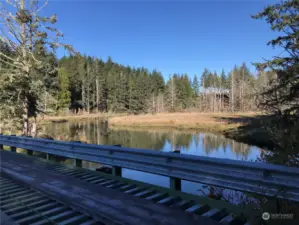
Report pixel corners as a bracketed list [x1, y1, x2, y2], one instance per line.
[26, 136, 33, 156]
[112, 144, 122, 177]
[27, 149, 33, 156]
[10, 146, 16, 152]
[10, 135, 16, 152]
[170, 150, 181, 191]
[0, 133, 2, 150]
[112, 166, 122, 177]
[75, 159, 82, 168]
[73, 141, 82, 168]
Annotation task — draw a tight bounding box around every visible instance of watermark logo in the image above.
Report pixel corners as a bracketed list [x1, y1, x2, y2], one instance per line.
[262, 212, 270, 220]
[262, 212, 294, 220]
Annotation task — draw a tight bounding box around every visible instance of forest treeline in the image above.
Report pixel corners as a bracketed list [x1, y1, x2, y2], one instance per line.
[0, 33, 275, 116]
[1, 47, 275, 115]
[56, 56, 275, 114]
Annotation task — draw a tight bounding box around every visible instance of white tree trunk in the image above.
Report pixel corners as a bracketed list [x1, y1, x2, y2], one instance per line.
[231, 70, 234, 112]
[96, 79, 99, 111]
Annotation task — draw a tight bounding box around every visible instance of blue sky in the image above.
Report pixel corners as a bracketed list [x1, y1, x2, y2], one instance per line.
[44, 0, 282, 79]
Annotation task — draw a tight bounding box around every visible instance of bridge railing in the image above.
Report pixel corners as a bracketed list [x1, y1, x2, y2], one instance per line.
[1, 134, 299, 202]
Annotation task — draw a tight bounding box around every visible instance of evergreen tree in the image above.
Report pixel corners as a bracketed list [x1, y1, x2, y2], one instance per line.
[0, 0, 74, 136]
[252, 0, 299, 115]
[220, 70, 227, 90]
[192, 75, 199, 97]
[57, 68, 71, 110]
[201, 69, 210, 89]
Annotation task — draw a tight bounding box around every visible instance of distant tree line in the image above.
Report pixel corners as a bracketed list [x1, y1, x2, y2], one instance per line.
[6, 52, 274, 115]
[0, 44, 277, 116]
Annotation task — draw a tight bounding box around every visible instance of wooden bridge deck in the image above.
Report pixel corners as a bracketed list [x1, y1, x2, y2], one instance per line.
[0, 150, 224, 225]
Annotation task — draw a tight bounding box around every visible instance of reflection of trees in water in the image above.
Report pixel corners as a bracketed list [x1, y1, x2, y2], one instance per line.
[165, 131, 193, 150]
[43, 120, 252, 159]
[202, 133, 222, 155]
[193, 135, 199, 148]
[44, 120, 167, 149]
[107, 131, 167, 150]
[200, 133, 251, 159]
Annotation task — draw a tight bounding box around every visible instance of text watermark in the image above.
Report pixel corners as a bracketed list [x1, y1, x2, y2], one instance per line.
[262, 212, 294, 220]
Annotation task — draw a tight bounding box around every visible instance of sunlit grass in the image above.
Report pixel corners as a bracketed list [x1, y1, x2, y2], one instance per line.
[108, 112, 259, 132]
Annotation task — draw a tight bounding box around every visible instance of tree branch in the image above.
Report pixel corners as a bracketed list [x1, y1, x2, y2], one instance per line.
[0, 52, 16, 62]
[0, 58, 23, 69]
[36, 0, 48, 12]
[4, 0, 17, 8]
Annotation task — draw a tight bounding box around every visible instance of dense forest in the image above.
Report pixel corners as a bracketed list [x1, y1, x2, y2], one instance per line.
[0, 44, 276, 116]
[46, 55, 276, 115]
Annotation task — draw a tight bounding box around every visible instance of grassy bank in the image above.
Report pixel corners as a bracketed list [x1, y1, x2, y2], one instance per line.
[108, 112, 257, 131]
[108, 112, 274, 150]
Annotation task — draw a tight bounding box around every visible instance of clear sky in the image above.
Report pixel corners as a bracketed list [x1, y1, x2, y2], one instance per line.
[44, 0, 282, 79]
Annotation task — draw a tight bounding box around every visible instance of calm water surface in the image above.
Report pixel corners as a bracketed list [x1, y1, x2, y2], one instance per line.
[41, 119, 265, 203]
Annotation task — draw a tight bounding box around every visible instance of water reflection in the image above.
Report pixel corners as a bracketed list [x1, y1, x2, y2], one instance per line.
[41, 119, 264, 204]
[41, 119, 262, 161]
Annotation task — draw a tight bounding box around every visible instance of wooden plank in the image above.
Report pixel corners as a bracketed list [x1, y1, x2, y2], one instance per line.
[1, 150, 222, 225]
[0, 210, 18, 225]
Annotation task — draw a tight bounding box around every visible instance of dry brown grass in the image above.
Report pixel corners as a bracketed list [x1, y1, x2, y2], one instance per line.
[108, 112, 260, 133]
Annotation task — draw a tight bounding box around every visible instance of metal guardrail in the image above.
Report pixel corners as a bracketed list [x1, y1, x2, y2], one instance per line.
[1, 134, 299, 202]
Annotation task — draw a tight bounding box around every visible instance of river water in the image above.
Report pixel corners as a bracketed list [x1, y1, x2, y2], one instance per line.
[41, 118, 265, 204]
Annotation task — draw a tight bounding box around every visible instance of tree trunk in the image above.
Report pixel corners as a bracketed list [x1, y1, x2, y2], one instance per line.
[152, 93, 155, 113]
[171, 77, 174, 110]
[203, 78, 205, 112]
[231, 70, 234, 112]
[87, 85, 90, 113]
[157, 94, 160, 113]
[44, 91, 47, 112]
[21, 0, 29, 136]
[96, 79, 99, 111]
[239, 79, 242, 112]
[87, 65, 90, 113]
[214, 78, 216, 113]
[161, 94, 164, 112]
[220, 79, 222, 112]
[22, 99, 29, 136]
[82, 81, 85, 112]
[242, 67, 245, 112]
[31, 117, 37, 137]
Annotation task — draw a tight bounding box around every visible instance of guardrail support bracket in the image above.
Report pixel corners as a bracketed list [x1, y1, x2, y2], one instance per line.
[170, 177, 181, 191]
[112, 166, 122, 177]
[27, 149, 33, 156]
[75, 159, 82, 168]
[169, 149, 181, 191]
[10, 146, 16, 152]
